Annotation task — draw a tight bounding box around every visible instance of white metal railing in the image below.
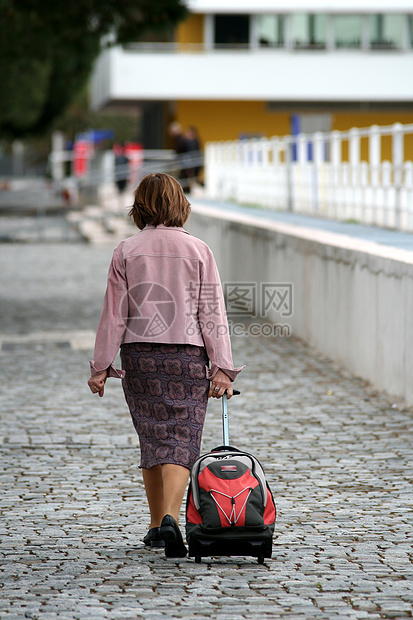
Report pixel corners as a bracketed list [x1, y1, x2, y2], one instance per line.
[122, 40, 411, 54]
[205, 123, 413, 232]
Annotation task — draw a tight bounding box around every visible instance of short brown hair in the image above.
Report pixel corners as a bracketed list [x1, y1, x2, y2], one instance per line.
[129, 173, 191, 230]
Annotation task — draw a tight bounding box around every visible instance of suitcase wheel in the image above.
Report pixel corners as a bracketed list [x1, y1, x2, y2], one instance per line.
[257, 553, 265, 565]
[195, 554, 202, 564]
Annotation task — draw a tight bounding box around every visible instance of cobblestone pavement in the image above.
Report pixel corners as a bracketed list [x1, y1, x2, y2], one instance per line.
[1, 240, 413, 620]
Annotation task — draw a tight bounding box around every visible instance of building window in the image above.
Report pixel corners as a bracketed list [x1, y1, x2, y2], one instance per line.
[370, 14, 404, 49]
[257, 15, 284, 47]
[214, 14, 250, 48]
[334, 15, 362, 48]
[291, 13, 327, 49]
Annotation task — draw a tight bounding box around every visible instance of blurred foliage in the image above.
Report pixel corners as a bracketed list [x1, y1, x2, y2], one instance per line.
[20, 87, 140, 172]
[0, 0, 188, 138]
[53, 88, 140, 145]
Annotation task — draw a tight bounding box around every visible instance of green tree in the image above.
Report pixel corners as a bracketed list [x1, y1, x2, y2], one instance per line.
[0, 0, 188, 138]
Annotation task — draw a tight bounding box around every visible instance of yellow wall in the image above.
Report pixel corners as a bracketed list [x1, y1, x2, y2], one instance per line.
[176, 100, 291, 144]
[332, 112, 413, 132]
[176, 14, 204, 46]
[332, 111, 413, 161]
[175, 101, 413, 160]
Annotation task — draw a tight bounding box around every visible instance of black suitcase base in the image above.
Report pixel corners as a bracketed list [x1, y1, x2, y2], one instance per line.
[188, 535, 272, 564]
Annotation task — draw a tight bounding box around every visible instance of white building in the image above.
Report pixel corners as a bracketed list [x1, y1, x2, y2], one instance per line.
[90, 0, 413, 153]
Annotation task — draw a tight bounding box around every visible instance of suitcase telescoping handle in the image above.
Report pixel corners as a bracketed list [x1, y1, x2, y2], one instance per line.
[222, 389, 240, 447]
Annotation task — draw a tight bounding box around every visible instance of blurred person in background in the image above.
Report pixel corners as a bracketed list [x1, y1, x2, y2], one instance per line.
[184, 126, 203, 188]
[114, 143, 130, 209]
[168, 122, 190, 190]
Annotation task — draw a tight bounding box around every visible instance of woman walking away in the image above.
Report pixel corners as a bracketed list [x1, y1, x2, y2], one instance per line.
[88, 173, 242, 558]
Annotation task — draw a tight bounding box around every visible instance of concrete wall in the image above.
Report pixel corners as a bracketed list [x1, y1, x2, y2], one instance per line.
[187, 202, 413, 405]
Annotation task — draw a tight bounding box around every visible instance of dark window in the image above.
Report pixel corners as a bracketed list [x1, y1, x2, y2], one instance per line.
[214, 14, 250, 48]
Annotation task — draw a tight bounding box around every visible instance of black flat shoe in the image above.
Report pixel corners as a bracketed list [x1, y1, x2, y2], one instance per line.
[159, 515, 187, 558]
[142, 527, 165, 548]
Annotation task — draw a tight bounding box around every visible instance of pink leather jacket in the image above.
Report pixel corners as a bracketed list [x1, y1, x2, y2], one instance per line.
[90, 225, 243, 381]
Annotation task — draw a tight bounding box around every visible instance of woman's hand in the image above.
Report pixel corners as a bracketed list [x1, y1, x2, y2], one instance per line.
[88, 370, 107, 397]
[208, 369, 233, 400]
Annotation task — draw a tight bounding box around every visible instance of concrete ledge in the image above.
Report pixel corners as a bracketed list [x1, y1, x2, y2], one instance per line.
[187, 202, 413, 406]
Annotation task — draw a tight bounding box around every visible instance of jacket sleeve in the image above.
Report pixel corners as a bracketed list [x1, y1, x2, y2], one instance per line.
[199, 251, 244, 382]
[89, 246, 127, 379]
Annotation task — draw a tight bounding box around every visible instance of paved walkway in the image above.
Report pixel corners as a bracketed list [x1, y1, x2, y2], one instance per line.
[1, 236, 413, 619]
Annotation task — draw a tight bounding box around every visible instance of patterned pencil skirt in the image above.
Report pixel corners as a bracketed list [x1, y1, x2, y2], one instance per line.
[120, 342, 209, 470]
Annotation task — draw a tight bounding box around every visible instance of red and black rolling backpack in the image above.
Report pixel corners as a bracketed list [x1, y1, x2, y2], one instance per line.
[186, 391, 276, 564]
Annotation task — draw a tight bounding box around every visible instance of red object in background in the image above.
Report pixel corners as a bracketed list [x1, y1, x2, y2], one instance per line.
[124, 142, 143, 186]
[61, 188, 71, 206]
[73, 139, 92, 177]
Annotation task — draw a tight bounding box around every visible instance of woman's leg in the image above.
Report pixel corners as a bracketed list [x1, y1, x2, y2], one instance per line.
[159, 465, 190, 557]
[142, 463, 190, 527]
[142, 465, 165, 528]
[161, 464, 190, 525]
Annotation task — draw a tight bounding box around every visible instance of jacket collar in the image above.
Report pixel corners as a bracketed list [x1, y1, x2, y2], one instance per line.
[142, 224, 189, 234]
